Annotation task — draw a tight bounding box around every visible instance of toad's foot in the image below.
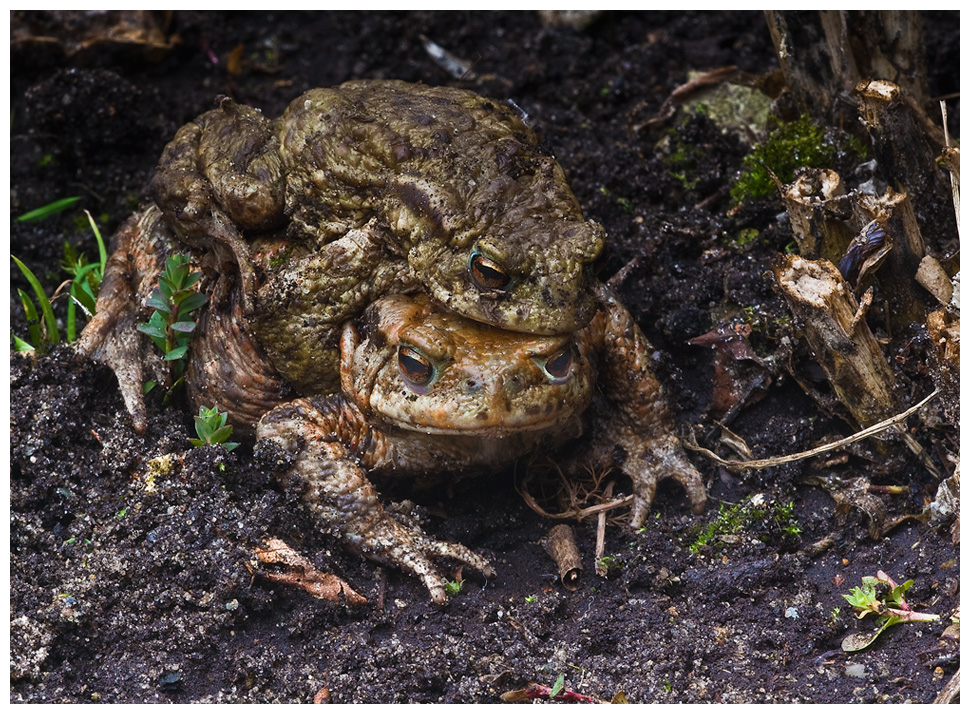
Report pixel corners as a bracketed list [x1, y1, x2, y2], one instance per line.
[625, 432, 707, 529]
[258, 396, 495, 605]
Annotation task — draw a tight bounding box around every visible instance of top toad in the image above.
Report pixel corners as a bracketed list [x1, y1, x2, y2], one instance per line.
[148, 79, 605, 398]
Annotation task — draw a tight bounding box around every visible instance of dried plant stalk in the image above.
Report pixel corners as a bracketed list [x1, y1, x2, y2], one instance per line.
[765, 11, 929, 126]
[856, 80, 947, 201]
[541, 524, 583, 591]
[855, 189, 929, 331]
[773, 254, 899, 429]
[783, 168, 856, 262]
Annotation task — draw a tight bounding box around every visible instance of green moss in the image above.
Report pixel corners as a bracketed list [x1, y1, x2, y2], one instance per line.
[689, 497, 802, 555]
[661, 127, 704, 190]
[735, 228, 760, 246]
[730, 115, 835, 204]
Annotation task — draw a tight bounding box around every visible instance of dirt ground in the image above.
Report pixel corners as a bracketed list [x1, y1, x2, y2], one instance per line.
[9, 11, 960, 703]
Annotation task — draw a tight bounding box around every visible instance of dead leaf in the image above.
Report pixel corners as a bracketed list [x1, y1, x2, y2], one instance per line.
[254, 538, 366, 606]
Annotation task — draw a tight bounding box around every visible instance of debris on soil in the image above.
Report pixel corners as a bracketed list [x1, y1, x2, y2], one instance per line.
[253, 538, 367, 605]
[540, 524, 583, 591]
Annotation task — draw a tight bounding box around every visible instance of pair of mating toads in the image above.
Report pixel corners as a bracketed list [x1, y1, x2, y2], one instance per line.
[78, 80, 706, 603]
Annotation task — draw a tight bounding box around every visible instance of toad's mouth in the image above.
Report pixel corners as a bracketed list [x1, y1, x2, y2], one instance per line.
[371, 384, 590, 437]
[383, 409, 571, 438]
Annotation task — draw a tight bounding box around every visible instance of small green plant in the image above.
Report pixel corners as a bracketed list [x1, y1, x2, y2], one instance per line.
[444, 578, 465, 597]
[189, 406, 239, 452]
[137, 253, 207, 383]
[12, 208, 107, 351]
[840, 570, 939, 652]
[524, 594, 537, 604]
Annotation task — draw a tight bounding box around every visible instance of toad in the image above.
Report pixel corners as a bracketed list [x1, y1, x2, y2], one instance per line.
[145, 79, 605, 405]
[259, 291, 702, 603]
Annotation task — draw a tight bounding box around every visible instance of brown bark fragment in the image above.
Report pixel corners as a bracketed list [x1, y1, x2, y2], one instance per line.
[541, 524, 582, 591]
[916, 256, 954, 306]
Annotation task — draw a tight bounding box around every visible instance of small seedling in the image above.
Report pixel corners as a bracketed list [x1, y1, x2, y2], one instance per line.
[137, 253, 207, 383]
[549, 674, 566, 698]
[444, 578, 465, 597]
[597, 555, 623, 572]
[189, 406, 239, 452]
[525, 594, 536, 604]
[841, 570, 939, 652]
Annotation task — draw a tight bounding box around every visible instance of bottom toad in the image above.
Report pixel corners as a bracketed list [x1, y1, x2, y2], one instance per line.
[257, 293, 705, 603]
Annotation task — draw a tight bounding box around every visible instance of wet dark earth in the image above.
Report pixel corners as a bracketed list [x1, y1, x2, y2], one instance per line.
[9, 11, 960, 703]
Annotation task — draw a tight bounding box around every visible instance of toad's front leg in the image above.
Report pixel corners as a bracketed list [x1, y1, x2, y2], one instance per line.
[588, 282, 707, 527]
[257, 395, 495, 604]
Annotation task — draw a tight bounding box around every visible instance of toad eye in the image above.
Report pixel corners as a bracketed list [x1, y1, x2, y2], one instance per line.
[469, 250, 512, 292]
[398, 345, 436, 390]
[540, 346, 573, 383]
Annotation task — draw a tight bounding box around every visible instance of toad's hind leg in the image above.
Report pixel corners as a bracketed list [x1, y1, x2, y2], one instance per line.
[257, 395, 495, 605]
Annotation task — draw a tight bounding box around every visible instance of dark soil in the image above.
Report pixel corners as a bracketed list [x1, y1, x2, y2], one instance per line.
[9, 11, 960, 703]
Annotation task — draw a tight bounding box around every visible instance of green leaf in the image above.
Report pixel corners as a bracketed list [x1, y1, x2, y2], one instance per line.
[889, 579, 914, 607]
[146, 291, 172, 314]
[12, 255, 60, 346]
[841, 615, 901, 652]
[136, 323, 168, 340]
[170, 321, 197, 333]
[83, 210, 108, 270]
[163, 344, 189, 361]
[16, 196, 82, 222]
[66, 285, 77, 342]
[550, 674, 565, 698]
[12, 335, 36, 352]
[176, 292, 208, 314]
[207, 425, 234, 443]
[17, 288, 44, 349]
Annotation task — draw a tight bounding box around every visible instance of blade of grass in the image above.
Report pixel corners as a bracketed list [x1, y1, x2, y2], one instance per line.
[84, 209, 108, 269]
[12, 256, 59, 345]
[12, 334, 36, 352]
[16, 196, 82, 222]
[17, 288, 43, 349]
[66, 284, 77, 342]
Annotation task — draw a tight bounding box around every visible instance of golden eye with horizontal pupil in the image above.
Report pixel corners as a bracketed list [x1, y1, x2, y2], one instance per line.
[541, 347, 572, 382]
[398, 345, 435, 389]
[468, 250, 512, 292]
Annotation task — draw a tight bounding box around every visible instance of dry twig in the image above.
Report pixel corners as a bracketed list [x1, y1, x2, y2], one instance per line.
[686, 389, 938, 471]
